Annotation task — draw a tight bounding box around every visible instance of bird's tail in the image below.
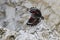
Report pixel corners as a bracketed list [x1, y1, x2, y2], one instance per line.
[41, 16, 44, 20]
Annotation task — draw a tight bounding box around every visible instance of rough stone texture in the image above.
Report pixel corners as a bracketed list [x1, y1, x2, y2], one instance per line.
[0, 0, 60, 40]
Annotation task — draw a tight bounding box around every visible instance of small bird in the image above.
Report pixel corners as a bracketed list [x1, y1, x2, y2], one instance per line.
[27, 7, 44, 26]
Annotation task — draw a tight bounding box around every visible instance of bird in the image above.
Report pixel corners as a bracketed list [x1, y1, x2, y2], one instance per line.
[26, 7, 44, 26]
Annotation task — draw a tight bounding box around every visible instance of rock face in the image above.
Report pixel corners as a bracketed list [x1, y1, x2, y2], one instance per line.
[0, 0, 60, 40]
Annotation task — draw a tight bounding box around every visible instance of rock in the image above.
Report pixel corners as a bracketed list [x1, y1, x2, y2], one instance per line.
[0, 0, 60, 40]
